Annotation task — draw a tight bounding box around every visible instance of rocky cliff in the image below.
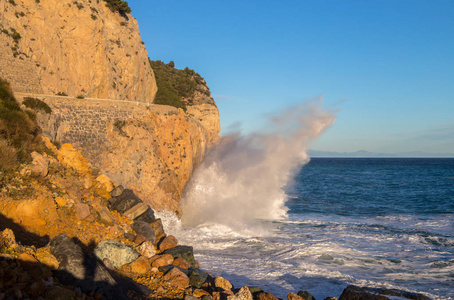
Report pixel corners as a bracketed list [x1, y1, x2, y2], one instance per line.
[1, 0, 221, 214]
[0, 0, 157, 102]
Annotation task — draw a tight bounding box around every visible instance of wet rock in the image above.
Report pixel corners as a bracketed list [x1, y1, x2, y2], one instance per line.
[297, 291, 316, 300]
[132, 221, 157, 245]
[173, 257, 191, 269]
[228, 286, 253, 300]
[137, 241, 156, 258]
[215, 276, 233, 291]
[150, 218, 165, 238]
[189, 268, 209, 289]
[94, 240, 140, 268]
[164, 245, 198, 269]
[50, 234, 119, 298]
[74, 203, 90, 220]
[288, 293, 304, 300]
[163, 266, 190, 289]
[339, 285, 431, 300]
[151, 254, 174, 268]
[108, 189, 141, 214]
[257, 292, 279, 300]
[159, 235, 178, 252]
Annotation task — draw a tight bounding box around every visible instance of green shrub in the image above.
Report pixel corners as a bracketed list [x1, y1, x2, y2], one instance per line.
[0, 78, 41, 167]
[149, 60, 211, 111]
[103, 0, 131, 14]
[23, 97, 52, 114]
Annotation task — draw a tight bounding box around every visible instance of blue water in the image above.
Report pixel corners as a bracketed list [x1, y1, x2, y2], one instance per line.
[166, 158, 454, 300]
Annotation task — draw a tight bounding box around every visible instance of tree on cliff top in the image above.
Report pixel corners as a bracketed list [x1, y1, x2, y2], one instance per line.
[103, 0, 131, 15]
[149, 59, 210, 111]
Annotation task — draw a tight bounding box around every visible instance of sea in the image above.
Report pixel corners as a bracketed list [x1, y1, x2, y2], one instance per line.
[160, 158, 454, 300]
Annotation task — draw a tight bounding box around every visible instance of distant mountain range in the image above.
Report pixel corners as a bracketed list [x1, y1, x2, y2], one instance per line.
[308, 149, 454, 158]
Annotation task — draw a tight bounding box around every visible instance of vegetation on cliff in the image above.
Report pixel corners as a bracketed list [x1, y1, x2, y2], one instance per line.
[149, 60, 210, 111]
[103, 0, 131, 15]
[0, 79, 41, 170]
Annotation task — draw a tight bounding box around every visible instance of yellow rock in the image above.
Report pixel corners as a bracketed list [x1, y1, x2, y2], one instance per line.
[58, 144, 91, 174]
[35, 247, 60, 269]
[96, 174, 114, 192]
[55, 197, 66, 207]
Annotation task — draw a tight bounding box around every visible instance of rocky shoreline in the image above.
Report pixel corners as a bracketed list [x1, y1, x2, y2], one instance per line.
[0, 140, 432, 300]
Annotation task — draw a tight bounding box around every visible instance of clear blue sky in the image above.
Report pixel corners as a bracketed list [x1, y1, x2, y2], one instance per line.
[129, 0, 454, 154]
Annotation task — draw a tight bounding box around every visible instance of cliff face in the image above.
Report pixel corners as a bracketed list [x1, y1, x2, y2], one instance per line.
[2, 0, 221, 214]
[0, 0, 157, 102]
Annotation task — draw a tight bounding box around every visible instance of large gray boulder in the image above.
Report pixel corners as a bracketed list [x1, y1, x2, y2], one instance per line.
[339, 285, 431, 300]
[132, 220, 157, 245]
[94, 240, 140, 269]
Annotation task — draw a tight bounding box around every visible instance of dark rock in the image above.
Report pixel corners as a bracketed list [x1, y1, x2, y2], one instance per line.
[108, 189, 142, 214]
[109, 185, 124, 197]
[297, 291, 316, 300]
[248, 287, 263, 296]
[150, 218, 165, 238]
[288, 292, 304, 300]
[202, 295, 214, 300]
[93, 240, 140, 268]
[164, 245, 198, 268]
[189, 268, 209, 288]
[339, 285, 431, 300]
[49, 234, 121, 299]
[45, 286, 77, 300]
[134, 207, 156, 223]
[132, 221, 157, 245]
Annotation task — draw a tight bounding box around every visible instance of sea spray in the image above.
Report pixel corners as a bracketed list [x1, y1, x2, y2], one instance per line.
[180, 98, 337, 232]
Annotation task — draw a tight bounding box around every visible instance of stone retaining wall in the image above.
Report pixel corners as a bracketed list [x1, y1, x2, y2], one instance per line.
[17, 95, 178, 163]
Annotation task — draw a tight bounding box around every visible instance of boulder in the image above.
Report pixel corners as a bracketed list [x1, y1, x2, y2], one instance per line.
[94, 240, 140, 268]
[150, 218, 166, 238]
[29, 151, 49, 177]
[214, 276, 233, 291]
[108, 189, 142, 214]
[151, 254, 174, 268]
[201, 295, 214, 300]
[339, 285, 431, 300]
[159, 235, 178, 252]
[164, 245, 198, 269]
[50, 234, 120, 299]
[134, 207, 157, 223]
[189, 268, 209, 288]
[110, 185, 124, 197]
[173, 257, 191, 269]
[298, 291, 316, 300]
[124, 203, 150, 221]
[137, 241, 156, 258]
[127, 256, 150, 275]
[288, 293, 304, 300]
[74, 203, 91, 220]
[257, 292, 279, 300]
[132, 221, 157, 245]
[163, 267, 190, 289]
[228, 286, 253, 300]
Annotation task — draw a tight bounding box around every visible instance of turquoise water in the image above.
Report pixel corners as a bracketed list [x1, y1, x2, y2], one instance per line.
[167, 158, 454, 299]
